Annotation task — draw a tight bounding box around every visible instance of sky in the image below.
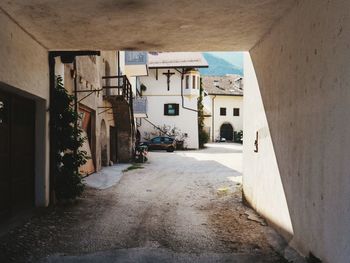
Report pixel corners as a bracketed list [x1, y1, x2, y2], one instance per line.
[199, 52, 244, 76]
[206, 52, 244, 69]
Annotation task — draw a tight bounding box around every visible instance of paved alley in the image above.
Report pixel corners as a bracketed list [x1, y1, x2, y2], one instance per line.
[0, 143, 290, 263]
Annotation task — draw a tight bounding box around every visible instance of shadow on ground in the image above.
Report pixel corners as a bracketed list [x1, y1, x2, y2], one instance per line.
[0, 143, 292, 263]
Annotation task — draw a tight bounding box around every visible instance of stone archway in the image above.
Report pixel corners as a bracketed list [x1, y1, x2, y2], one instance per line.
[100, 119, 108, 167]
[220, 123, 234, 141]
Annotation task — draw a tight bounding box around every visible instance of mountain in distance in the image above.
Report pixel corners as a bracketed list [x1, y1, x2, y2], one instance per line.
[200, 53, 243, 76]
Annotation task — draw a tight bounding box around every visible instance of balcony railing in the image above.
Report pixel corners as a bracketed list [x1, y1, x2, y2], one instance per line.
[102, 75, 133, 104]
[101, 74, 136, 137]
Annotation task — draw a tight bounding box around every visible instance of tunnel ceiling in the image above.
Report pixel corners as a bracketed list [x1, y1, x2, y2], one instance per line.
[0, 0, 297, 51]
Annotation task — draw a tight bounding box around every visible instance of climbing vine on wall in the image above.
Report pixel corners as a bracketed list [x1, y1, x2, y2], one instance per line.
[198, 78, 209, 148]
[51, 76, 87, 200]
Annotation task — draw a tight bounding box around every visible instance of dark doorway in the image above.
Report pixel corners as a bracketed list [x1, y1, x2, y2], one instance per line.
[220, 123, 234, 141]
[0, 90, 35, 219]
[109, 126, 117, 164]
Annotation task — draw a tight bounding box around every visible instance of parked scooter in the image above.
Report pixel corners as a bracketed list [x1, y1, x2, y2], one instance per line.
[134, 143, 148, 163]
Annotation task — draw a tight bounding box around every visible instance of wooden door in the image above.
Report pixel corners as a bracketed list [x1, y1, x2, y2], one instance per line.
[10, 95, 35, 212]
[78, 107, 95, 175]
[0, 91, 35, 219]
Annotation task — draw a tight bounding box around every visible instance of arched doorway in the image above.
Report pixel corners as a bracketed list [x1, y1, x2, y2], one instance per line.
[100, 119, 108, 167]
[220, 123, 234, 141]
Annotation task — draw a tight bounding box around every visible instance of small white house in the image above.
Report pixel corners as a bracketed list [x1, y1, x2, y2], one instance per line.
[202, 75, 243, 142]
[138, 52, 208, 149]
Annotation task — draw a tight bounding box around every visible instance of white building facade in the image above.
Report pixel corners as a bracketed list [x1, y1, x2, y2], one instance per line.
[138, 52, 208, 149]
[202, 75, 243, 142]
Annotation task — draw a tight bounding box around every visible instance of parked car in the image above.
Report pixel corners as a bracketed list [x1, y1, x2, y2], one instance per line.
[145, 136, 176, 152]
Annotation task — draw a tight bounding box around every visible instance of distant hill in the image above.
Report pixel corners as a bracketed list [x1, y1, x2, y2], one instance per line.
[200, 53, 243, 76]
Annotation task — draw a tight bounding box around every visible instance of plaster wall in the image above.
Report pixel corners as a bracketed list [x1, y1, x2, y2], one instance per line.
[0, 0, 297, 51]
[243, 53, 293, 240]
[203, 117, 212, 138]
[63, 51, 118, 171]
[245, 1, 350, 262]
[204, 95, 243, 142]
[138, 96, 199, 149]
[0, 10, 49, 99]
[0, 10, 50, 207]
[139, 68, 199, 149]
[141, 69, 189, 96]
[119, 51, 126, 75]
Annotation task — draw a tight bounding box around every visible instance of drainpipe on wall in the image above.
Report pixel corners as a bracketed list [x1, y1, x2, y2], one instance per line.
[211, 95, 216, 142]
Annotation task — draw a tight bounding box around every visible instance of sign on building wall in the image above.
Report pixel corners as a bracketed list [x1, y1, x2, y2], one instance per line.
[125, 51, 148, 65]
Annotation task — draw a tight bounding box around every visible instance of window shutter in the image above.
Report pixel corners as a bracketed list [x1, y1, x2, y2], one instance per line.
[220, 107, 226, 116]
[175, 104, 179, 115]
[164, 104, 168, 115]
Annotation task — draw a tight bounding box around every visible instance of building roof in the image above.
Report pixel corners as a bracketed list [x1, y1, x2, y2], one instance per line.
[202, 75, 243, 96]
[148, 52, 208, 69]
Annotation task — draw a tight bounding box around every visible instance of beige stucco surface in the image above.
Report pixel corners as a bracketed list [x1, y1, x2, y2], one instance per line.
[0, 11, 49, 98]
[61, 51, 119, 171]
[0, 0, 296, 51]
[244, 1, 350, 262]
[0, 10, 50, 207]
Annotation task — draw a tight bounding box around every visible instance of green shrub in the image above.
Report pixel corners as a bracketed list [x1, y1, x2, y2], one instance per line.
[199, 129, 210, 148]
[51, 76, 87, 200]
[197, 78, 209, 149]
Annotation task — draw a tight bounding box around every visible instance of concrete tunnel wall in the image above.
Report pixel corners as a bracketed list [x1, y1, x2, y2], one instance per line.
[244, 0, 350, 262]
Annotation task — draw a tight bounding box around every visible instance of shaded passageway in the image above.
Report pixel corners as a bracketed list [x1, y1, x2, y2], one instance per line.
[1, 1, 349, 261]
[0, 143, 293, 262]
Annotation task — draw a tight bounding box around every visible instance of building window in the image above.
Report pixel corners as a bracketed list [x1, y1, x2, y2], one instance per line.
[164, 103, 179, 116]
[186, 75, 190, 89]
[233, 108, 240, 116]
[192, 75, 196, 89]
[220, 107, 226, 116]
